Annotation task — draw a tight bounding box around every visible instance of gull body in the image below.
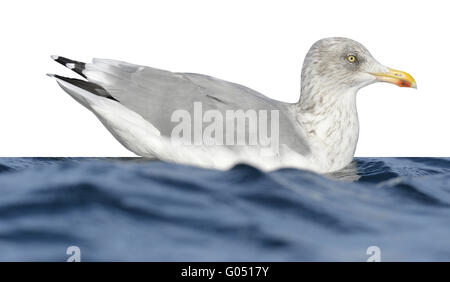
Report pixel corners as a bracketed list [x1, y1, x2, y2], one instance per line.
[49, 38, 416, 173]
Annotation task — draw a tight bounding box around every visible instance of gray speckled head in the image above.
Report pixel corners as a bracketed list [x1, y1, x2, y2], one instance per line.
[300, 37, 388, 98]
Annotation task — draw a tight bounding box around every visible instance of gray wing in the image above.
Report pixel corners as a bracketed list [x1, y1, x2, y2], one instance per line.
[84, 58, 311, 155]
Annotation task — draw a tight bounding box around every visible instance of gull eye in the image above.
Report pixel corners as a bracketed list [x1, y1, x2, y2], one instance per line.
[346, 55, 357, 63]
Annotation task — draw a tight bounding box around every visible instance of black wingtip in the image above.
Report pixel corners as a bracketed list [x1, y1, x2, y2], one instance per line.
[48, 73, 119, 102]
[51, 55, 87, 79]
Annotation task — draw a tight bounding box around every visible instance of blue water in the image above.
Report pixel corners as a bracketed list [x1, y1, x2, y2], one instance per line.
[0, 157, 449, 261]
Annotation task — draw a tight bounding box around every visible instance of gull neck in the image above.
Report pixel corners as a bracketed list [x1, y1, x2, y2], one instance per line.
[294, 87, 360, 172]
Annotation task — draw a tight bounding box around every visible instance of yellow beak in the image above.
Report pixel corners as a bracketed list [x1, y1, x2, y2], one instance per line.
[370, 68, 417, 89]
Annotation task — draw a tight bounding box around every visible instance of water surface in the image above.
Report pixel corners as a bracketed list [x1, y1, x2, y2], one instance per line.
[0, 157, 449, 261]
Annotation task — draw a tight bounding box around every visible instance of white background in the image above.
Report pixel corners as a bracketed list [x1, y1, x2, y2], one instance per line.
[0, 0, 448, 157]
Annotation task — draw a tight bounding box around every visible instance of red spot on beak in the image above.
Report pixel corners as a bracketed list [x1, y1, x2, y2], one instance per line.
[398, 80, 411, 87]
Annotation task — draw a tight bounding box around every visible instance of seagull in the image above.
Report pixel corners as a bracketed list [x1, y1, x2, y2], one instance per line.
[48, 37, 416, 173]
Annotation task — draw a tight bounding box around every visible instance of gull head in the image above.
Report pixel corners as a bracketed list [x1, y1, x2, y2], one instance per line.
[300, 37, 416, 97]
